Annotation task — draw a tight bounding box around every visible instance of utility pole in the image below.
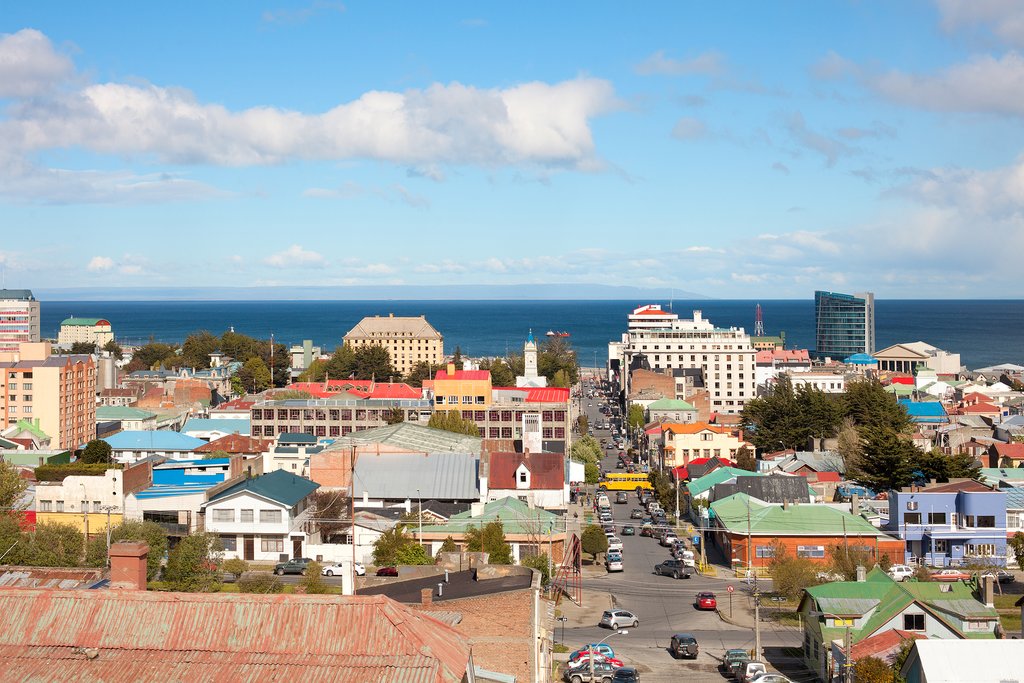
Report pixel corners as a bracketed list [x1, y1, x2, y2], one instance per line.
[843, 623, 853, 683]
[753, 585, 761, 660]
[81, 485, 89, 558]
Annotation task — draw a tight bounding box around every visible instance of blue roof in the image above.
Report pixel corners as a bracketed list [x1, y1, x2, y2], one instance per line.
[103, 431, 207, 452]
[154, 458, 230, 468]
[278, 433, 317, 444]
[845, 353, 877, 365]
[181, 418, 250, 435]
[898, 399, 948, 422]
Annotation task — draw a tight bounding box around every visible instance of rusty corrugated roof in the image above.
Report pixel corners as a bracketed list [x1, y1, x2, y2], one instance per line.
[0, 590, 470, 682]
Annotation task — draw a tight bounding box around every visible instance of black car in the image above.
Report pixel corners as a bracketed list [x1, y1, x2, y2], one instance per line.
[612, 667, 640, 682]
[654, 559, 693, 579]
[273, 557, 313, 575]
[621, 525, 636, 536]
[669, 633, 699, 659]
[630, 509, 644, 519]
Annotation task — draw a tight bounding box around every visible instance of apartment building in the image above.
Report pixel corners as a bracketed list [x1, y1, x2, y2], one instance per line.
[57, 317, 114, 347]
[0, 342, 96, 449]
[814, 290, 876, 358]
[617, 307, 757, 414]
[0, 289, 40, 353]
[343, 313, 443, 376]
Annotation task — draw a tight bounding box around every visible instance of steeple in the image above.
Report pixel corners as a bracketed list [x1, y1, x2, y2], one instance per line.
[516, 329, 546, 387]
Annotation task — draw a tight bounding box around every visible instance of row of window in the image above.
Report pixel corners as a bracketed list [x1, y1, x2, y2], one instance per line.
[218, 535, 283, 553]
[436, 395, 487, 405]
[211, 509, 282, 524]
[902, 512, 998, 527]
[253, 408, 568, 423]
[39, 500, 109, 513]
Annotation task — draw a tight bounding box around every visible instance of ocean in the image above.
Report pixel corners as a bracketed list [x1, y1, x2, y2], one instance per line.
[40, 299, 1023, 371]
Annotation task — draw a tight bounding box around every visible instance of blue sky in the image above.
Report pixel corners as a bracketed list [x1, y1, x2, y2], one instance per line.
[2, 1, 1023, 298]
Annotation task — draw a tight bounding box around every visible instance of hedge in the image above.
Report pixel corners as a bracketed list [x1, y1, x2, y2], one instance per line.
[35, 462, 123, 482]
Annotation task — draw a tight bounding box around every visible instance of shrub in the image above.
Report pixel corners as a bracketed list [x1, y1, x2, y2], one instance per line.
[237, 572, 284, 594]
[298, 561, 331, 594]
[35, 463, 122, 482]
[223, 558, 249, 580]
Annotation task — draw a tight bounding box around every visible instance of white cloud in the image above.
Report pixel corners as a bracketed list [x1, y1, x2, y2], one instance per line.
[118, 264, 144, 276]
[785, 112, 852, 167]
[671, 117, 707, 140]
[811, 51, 860, 81]
[635, 50, 725, 77]
[87, 256, 114, 272]
[0, 29, 74, 97]
[935, 0, 1024, 47]
[264, 245, 327, 269]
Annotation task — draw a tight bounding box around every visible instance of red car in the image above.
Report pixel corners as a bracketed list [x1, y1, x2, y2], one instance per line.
[375, 566, 399, 577]
[930, 569, 971, 582]
[567, 652, 624, 668]
[695, 591, 717, 610]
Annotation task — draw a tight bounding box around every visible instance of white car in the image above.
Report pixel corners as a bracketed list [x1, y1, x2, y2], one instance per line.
[888, 564, 914, 582]
[321, 562, 365, 577]
[607, 536, 624, 553]
[661, 533, 679, 547]
[606, 553, 624, 572]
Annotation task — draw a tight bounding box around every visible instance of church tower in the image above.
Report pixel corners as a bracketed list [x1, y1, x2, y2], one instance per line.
[517, 330, 547, 388]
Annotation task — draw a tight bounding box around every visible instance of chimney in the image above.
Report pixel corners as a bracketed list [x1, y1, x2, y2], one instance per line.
[856, 565, 866, 582]
[470, 501, 485, 518]
[447, 362, 455, 376]
[851, 492, 860, 516]
[420, 588, 432, 605]
[982, 575, 995, 608]
[109, 541, 149, 591]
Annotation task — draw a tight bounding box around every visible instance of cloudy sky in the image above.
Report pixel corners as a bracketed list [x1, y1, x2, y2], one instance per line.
[2, 1, 1023, 298]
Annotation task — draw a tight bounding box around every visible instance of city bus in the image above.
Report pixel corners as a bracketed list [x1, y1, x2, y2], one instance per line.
[599, 473, 653, 493]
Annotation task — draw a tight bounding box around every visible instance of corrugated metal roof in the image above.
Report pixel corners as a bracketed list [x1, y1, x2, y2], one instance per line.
[0, 590, 470, 682]
[103, 431, 207, 452]
[325, 422, 482, 454]
[207, 469, 319, 506]
[353, 452, 479, 501]
[815, 597, 881, 616]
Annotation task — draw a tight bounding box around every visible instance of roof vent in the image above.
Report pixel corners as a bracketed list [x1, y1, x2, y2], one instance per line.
[940, 584, 952, 593]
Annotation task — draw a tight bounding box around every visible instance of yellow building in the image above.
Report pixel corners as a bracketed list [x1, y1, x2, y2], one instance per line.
[432, 364, 493, 409]
[660, 422, 752, 468]
[58, 317, 114, 347]
[343, 313, 443, 376]
[0, 342, 96, 449]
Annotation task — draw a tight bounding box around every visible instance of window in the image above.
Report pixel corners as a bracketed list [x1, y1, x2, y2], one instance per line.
[933, 540, 948, 552]
[220, 535, 237, 552]
[928, 512, 947, 525]
[903, 613, 925, 630]
[796, 545, 825, 558]
[93, 501, 101, 513]
[22, 406, 31, 414]
[976, 516, 996, 528]
[212, 509, 235, 523]
[519, 471, 528, 483]
[904, 512, 922, 525]
[39, 500, 52, 512]
[241, 509, 254, 523]
[260, 509, 282, 524]
[462, 395, 472, 404]
[966, 544, 997, 557]
[261, 537, 284, 553]
[755, 545, 775, 558]
[56, 500, 64, 512]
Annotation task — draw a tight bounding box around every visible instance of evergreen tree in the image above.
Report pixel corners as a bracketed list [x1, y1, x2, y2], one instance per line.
[323, 343, 356, 380]
[427, 410, 480, 436]
[181, 330, 219, 369]
[79, 439, 113, 464]
[740, 375, 811, 451]
[236, 356, 272, 393]
[580, 525, 609, 561]
[404, 361, 434, 388]
[353, 345, 395, 380]
[849, 428, 917, 493]
[464, 520, 512, 564]
[844, 378, 912, 434]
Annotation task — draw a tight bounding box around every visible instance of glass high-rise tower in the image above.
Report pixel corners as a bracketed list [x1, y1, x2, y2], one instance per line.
[814, 290, 875, 359]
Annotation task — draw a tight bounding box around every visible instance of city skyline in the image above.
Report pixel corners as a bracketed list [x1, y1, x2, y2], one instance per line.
[2, 2, 1024, 298]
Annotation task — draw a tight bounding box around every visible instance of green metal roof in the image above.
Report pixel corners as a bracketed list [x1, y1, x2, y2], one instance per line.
[647, 398, 696, 411]
[687, 468, 762, 497]
[60, 317, 107, 326]
[207, 469, 319, 507]
[95, 406, 155, 421]
[11, 419, 49, 440]
[710, 493, 893, 537]
[419, 496, 557, 536]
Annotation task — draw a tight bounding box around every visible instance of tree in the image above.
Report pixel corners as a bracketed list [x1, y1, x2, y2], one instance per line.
[299, 561, 331, 594]
[236, 356, 272, 393]
[404, 361, 434, 388]
[353, 345, 396, 380]
[452, 346, 463, 369]
[238, 572, 284, 593]
[85, 520, 168, 579]
[891, 639, 915, 679]
[394, 543, 433, 565]
[647, 469, 676, 514]
[436, 536, 458, 558]
[768, 541, 819, 600]
[102, 339, 123, 360]
[22, 522, 84, 567]
[323, 343, 356, 380]
[584, 461, 600, 484]
[734, 446, 757, 472]
[570, 436, 602, 465]
[479, 358, 515, 387]
[844, 379, 912, 435]
[464, 520, 512, 564]
[0, 514, 26, 564]
[853, 656, 895, 683]
[849, 428, 918, 493]
[798, 384, 843, 446]
[580, 525, 609, 561]
[298, 359, 327, 382]
[181, 330, 219, 369]
[79, 439, 113, 465]
[740, 376, 812, 452]
[164, 532, 223, 592]
[427, 410, 480, 436]
[551, 369, 571, 388]
[384, 407, 405, 425]
[223, 558, 249, 581]
[537, 338, 579, 385]
[521, 552, 551, 586]
[913, 449, 980, 483]
[125, 341, 177, 372]
[1009, 532, 1024, 571]
[0, 459, 29, 511]
[836, 417, 863, 473]
[828, 543, 877, 582]
[311, 490, 351, 543]
[70, 341, 97, 354]
[372, 525, 425, 566]
[576, 414, 589, 434]
[626, 404, 646, 431]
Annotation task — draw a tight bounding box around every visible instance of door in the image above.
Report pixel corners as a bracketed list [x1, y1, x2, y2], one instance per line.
[292, 537, 303, 559]
[243, 535, 254, 561]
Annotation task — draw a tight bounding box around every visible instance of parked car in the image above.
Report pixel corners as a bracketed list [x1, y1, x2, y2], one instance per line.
[611, 667, 639, 682]
[669, 633, 699, 659]
[607, 536, 623, 553]
[982, 569, 1014, 584]
[888, 564, 915, 582]
[675, 548, 696, 567]
[630, 509, 644, 519]
[694, 592, 717, 610]
[654, 559, 692, 580]
[375, 566, 399, 577]
[273, 558, 312, 575]
[563, 661, 616, 683]
[739, 661, 768, 683]
[931, 568, 972, 582]
[599, 609, 639, 629]
[721, 649, 749, 676]
[728, 654, 752, 679]
[569, 644, 615, 660]
[660, 533, 680, 547]
[321, 562, 365, 577]
[566, 653, 625, 668]
[606, 553, 624, 572]
[750, 674, 793, 683]
[621, 525, 636, 536]
[615, 492, 629, 504]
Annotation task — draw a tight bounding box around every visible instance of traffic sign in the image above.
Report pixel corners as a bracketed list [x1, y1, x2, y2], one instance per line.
[727, 585, 734, 594]
[556, 616, 568, 622]
[692, 535, 701, 545]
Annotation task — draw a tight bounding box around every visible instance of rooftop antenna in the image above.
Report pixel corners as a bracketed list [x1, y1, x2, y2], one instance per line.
[669, 287, 674, 312]
[754, 303, 765, 337]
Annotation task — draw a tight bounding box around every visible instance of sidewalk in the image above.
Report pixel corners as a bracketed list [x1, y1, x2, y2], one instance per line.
[557, 588, 614, 628]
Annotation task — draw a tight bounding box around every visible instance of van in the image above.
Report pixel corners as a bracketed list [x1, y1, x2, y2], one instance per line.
[597, 494, 610, 508]
[888, 564, 914, 582]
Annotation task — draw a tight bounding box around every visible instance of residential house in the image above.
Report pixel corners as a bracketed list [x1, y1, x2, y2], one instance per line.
[263, 432, 324, 475]
[103, 430, 207, 464]
[830, 629, 926, 681]
[762, 450, 845, 477]
[799, 567, 998, 682]
[646, 398, 697, 424]
[709, 493, 903, 569]
[686, 467, 763, 504]
[1005, 488, 1024, 567]
[987, 442, 1024, 468]
[352, 451, 479, 510]
[98, 387, 140, 407]
[207, 397, 255, 419]
[709, 472, 813, 505]
[34, 461, 153, 534]
[0, 542, 476, 682]
[660, 422, 752, 469]
[900, 400, 951, 435]
[419, 496, 567, 563]
[193, 432, 272, 457]
[180, 417, 251, 441]
[786, 371, 848, 394]
[884, 481, 1007, 567]
[899, 640, 1024, 683]
[95, 406, 157, 431]
[123, 458, 232, 542]
[201, 469, 319, 562]
[0, 418, 52, 449]
[482, 451, 568, 509]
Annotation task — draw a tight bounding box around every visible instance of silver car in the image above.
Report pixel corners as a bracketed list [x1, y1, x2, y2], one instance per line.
[599, 609, 639, 630]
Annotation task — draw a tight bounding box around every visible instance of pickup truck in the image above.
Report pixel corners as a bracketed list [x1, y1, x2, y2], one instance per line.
[654, 559, 693, 579]
[670, 633, 699, 659]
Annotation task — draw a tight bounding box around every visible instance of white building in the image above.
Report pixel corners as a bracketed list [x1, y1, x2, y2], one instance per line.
[874, 341, 963, 376]
[787, 371, 847, 394]
[481, 451, 568, 509]
[515, 331, 547, 388]
[201, 469, 319, 562]
[57, 317, 113, 347]
[262, 432, 324, 476]
[0, 289, 40, 353]
[618, 307, 757, 414]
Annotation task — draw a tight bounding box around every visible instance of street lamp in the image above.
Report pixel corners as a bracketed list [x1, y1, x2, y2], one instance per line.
[590, 629, 628, 680]
[809, 611, 854, 683]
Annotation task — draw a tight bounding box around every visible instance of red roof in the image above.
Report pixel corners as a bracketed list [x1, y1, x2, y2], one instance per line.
[671, 465, 689, 480]
[994, 443, 1024, 460]
[849, 629, 926, 662]
[285, 381, 420, 400]
[194, 433, 272, 454]
[961, 402, 1000, 414]
[211, 398, 256, 412]
[491, 387, 571, 403]
[890, 376, 915, 385]
[434, 369, 491, 381]
[755, 349, 811, 363]
[487, 452, 565, 490]
[804, 471, 841, 482]
[688, 457, 734, 468]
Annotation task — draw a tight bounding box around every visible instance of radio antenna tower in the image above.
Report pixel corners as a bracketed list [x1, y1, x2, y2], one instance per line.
[754, 303, 765, 337]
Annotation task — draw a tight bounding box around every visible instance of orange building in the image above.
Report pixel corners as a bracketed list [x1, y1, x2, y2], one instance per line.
[432, 364, 493, 409]
[660, 422, 752, 468]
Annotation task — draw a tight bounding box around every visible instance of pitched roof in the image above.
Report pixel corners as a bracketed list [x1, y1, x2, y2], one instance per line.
[647, 398, 696, 411]
[901, 641, 1024, 683]
[899, 400, 949, 421]
[993, 443, 1024, 460]
[193, 433, 272, 454]
[663, 421, 732, 436]
[353, 452, 479, 501]
[434, 368, 490, 381]
[0, 589, 470, 682]
[711, 493, 891, 537]
[488, 452, 565, 490]
[207, 468, 319, 507]
[59, 317, 109, 326]
[181, 418, 250, 435]
[848, 629, 926, 662]
[420, 496, 557, 536]
[344, 314, 443, 340]
[711, 473, 812, 504]
[102, 431, 206, 452]
[94, 406, 155, 421]
[686, 467, 761, 497]
[324, 422, 482, 454]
